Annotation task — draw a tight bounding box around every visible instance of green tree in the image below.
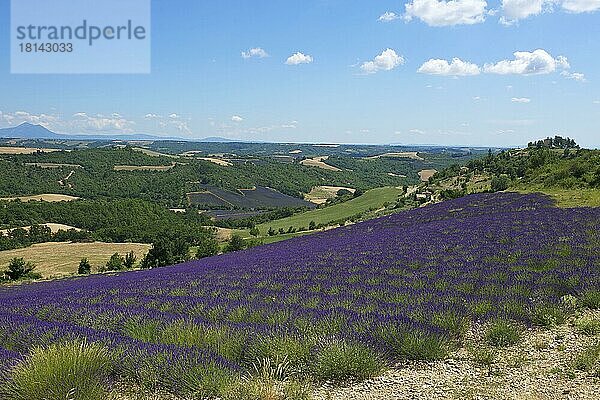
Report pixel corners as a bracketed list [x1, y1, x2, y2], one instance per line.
[140, 237, 190, 269]
[123, 251, 137, 269]
[105, 253, 124, 271]
[309, 220, 317, 230]
[491, 175, 511, 192]
[78, 258, 92, 275]
[249, 227, 260, 237]
[225, 234, 246, 253]
[4, 258, 40, 281]
[268, 227, 276, 236]
[195, 238, 219, 259]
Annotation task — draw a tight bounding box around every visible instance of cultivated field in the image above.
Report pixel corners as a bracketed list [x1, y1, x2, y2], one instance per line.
[24, 162, 83, 169]
[300, 156, 342, 171]
[367, 152, 424, 161]
[197, 157, 233, 166]
[251, 186, 403, 235]
[305, 185, 356, 204]
[1, 193, 598, 399]
[0, 147, 60, 154]
[418, 169, 438, 182]
[113, 164, 175, 171]
[0, 194, 80, 202]
[0, 242, 151, 279]
[188, 186, 314, 209]
[0, 223, 80, 235]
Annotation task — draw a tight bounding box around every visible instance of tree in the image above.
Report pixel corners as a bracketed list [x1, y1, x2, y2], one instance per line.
[491, 175, 511, 192]
[268, 227, 276, 236]
[225, 234, 246, 253]
[4, 257, 41, 281]
[78, 258, 92, 275]
[308, 220, 317, 230]
[140, 237, 190, 269]
[195, 238, 219, 259]
[105, 253, 125, 271]
[123, 251, 137, 269]
[249, 227, 260, 237]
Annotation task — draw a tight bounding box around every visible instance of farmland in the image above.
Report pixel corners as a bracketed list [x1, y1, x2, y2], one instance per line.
[1, 192, 599, 398]
[0, 242, 151, 279]
[246, 186, 404, 235]
[0, 194, 79, 202]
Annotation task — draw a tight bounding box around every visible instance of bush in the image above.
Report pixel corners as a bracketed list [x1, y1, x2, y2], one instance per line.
[196, 238, 219, 259]
[377, 325, 448, 361]
[3, 258, 41, 281]
[485, 320, 520, 347]
[576, 317, 600, 336]
[78, 258, 92, 275]
[225, 235, 246, 253]
[312, 339, 384, 382]
[490, 175, 511, 192]
[105, 253, 124, 271]
[573, 342, 600, 372]
[580, 291, 600, 309]
[4, 341, 112, 400]
[123, 251, 137, 269]
[530, 304, 566, 327]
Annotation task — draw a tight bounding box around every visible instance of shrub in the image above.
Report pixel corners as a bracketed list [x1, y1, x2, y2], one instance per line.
[78, 258, 92, 275]
[576, 317, 600, 336]
[485, 320, 520, 347]
[491, 175, 511, 192]
[4, 341, 112, 400]
[196, 238, 219, 259]
[225, 234, 246, 253]
[378, 325, 448, 361]
[530, 304, 566, 327]
[245, 336, 313, 375]
[123, 251, 137, 269]
[3, 258, 41, 281]
[573, 342, 600, 372]
[580, 291, 600, 309]
[312, 339, 385, 382]
[105, 253, 124, 271]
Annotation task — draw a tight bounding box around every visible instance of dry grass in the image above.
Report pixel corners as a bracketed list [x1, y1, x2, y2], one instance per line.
[0, 223, 81, 235]
[305, 186, 356, 204]
[367, 152, 424, 161]
[0, 242, 151, 278]
[0, 194, 80, 202]
[113, 164, 175, 172]
[418, 169, 438, 182]
[300, 156, 342, 172]
[0, 147, 61, 154]
[197, 157, 233, 166]
[132, 147, 179, 159]
[24, 163, 83, 169]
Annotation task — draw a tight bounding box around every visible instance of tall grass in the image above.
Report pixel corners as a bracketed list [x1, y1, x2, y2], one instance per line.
[4, 341, 112, 400]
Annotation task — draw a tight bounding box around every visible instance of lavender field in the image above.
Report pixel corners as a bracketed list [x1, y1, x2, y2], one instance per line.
[1, 192, 599, 397]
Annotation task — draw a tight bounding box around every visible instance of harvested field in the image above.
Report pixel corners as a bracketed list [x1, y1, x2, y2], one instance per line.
[188, 185, 314, 209]
[24, 162, 83, 169]
[367, 152, 424, 161]
[301, 156, 342, 171]
[197, 157, 233, 166]
[0, 146, 60, 154]
[113, 164, 175, 171]
[132, 147, 179, 159]
[0, 242, 151, 278]
[0, 223, 80, 235]
[305, 185, 356, 204]
[419, 169, 438, 182]
[0, 194, 80, 202]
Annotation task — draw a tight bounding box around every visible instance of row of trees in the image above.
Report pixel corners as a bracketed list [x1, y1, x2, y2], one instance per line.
[0, 225, 92, 252]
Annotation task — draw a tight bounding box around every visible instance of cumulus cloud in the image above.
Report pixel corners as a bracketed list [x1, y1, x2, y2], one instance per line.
[71, 112, 135, 132]
[561, 0, 600, 12]
[360, 49, 405, 74]
[500, 0, 547, 24]
[404, 0, 488, 26]
[144, 113, 159, 119]
[561, 71, 587, 82]
[483, 49, 569, 75]
[285, 52, 313, 65]
[0, 110, 59, 128]
[379, 11, 400, 21]
[231, 115, 244, 122]
[511, 97, 532, 103]
[241, 47, 269, 59]
[418, 58, 481, 76]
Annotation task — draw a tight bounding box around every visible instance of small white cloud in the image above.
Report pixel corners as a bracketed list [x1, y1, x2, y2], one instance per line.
[285, 52, 313, 65]
[242, 47, 269, 59]
[561, 71, 587, 82]
[418, 58, 481, 76]
[360, 49, 405, 74]
[231, 115, 244, 122]
[169, 113, 179, 119]
[511, 97, 531, 103]
[500, 0, 546, 25]
[473, 96, 481, 100]
[379, 11, 400, 21]
[404, 0, 488, 27]
[483, 49, 569, 75]
[144, 113, 159, 119]
[561, 0, 600, 13]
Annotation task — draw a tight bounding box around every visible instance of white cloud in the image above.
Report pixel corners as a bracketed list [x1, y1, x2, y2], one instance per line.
[418, 58, 481, 76]
[500, 0, 547, 24]
[404, 0, 488, 26]
[360, 49, 405, 74]
[231, 115, 244, 122]
[483, 49, 569, 75]
[473, 96, 482, 100]
[242, 47, 269, 59]
[72, 112, 135, 132]
[561, 0, 600, 13]
[0, 110, 59, 128]
[169, 113, 180, 119]
[144, 113, 159, 119]
[561, 71, 587, 82]
[379, 11, 400, 21]
[285, 52, 313, 65]
[511, 97, 532, 103]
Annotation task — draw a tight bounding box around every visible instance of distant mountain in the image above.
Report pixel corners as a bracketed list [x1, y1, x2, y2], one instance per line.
[0, 123, 63, 139]
[0, 123, 242, 143]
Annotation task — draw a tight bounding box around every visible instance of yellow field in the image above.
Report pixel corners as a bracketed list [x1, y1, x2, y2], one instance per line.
[0, 194, 80, 202]
[418, 169, 438, 182]
[0, 242, 151, 279]
[24, 162, 83, 169]
[0, 147, 61, 154]
[132, 147, 179, 159]
[0, 223, 80, 235]
[300, 156, 341, 171]
[197, 157, 233, 166]
[305, 186, 356, 204]
[367, 152, 424, 161]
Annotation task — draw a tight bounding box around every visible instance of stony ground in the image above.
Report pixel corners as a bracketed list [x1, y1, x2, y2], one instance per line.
[314, 310, 600, 400]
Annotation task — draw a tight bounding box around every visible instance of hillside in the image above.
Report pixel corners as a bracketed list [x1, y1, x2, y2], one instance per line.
[1, 192, 599, 398]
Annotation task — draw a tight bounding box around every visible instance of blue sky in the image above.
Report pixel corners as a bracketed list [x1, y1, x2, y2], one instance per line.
[0, 0, 599, 147]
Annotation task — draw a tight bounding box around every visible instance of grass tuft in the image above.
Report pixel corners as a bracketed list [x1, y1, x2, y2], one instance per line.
[485, 320, 520, 347]
[580, 291, 600, 309]
[576, 317, 600, 336]
[312, 339, 385, 382]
